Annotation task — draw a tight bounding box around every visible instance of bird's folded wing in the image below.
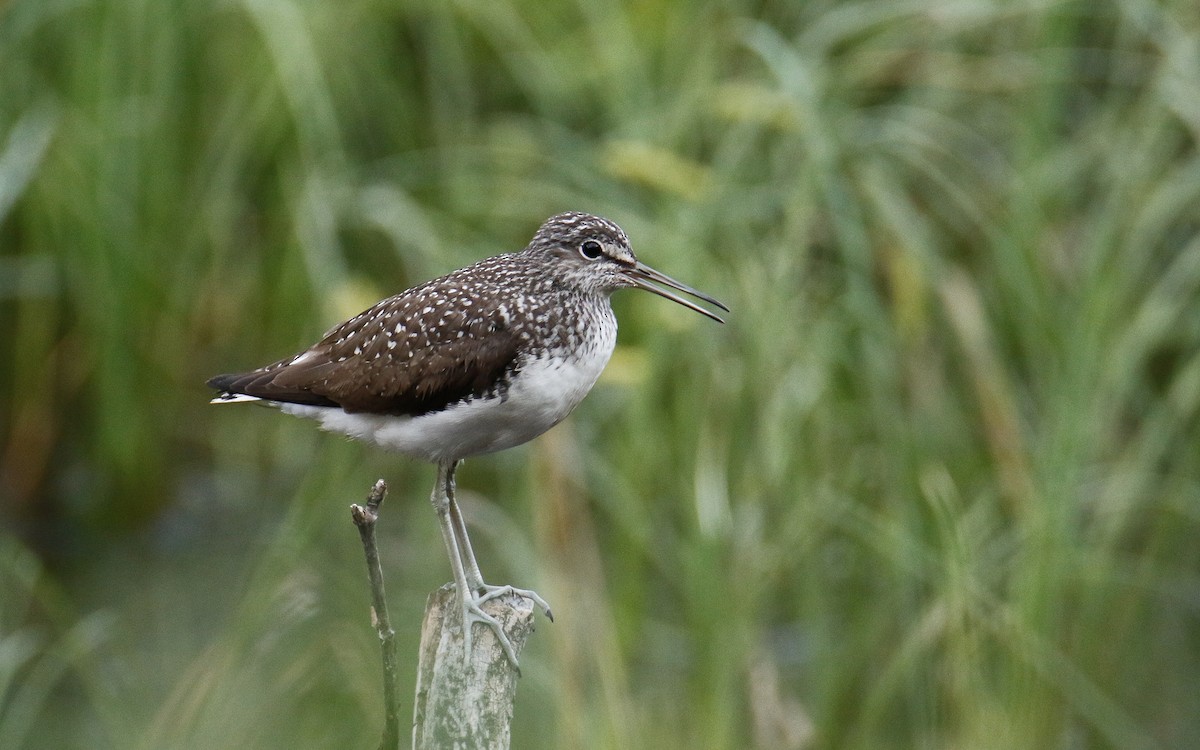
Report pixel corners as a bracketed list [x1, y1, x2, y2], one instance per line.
[211, 291, 522, 417]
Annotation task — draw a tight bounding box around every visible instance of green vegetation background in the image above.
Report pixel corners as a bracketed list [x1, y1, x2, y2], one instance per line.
[2, 0, 1198, 747]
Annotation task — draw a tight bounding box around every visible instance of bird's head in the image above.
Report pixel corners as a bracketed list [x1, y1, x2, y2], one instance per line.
[525, 211, 728, 323]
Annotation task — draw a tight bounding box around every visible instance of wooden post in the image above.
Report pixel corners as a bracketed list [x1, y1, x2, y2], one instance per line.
[412, 586, 535, 750]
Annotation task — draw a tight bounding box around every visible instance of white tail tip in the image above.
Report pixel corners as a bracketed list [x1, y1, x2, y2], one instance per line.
[210, 393, 261, 405]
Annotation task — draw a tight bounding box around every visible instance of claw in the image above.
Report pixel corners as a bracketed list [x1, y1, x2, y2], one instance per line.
[456, 584, 553, 671]
[460, 593, 521, 669]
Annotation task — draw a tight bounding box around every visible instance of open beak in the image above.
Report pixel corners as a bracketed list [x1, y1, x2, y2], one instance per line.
[626, 262, 729, 324]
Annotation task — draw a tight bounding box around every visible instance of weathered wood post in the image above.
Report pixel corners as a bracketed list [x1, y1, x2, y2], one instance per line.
[412, 587, 535, 749]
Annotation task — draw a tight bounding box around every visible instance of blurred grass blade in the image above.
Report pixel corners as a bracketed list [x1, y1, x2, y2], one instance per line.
[0, 101, 57, 222]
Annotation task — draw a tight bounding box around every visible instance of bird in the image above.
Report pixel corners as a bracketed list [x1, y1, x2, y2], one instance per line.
[207, 211, 728, 667]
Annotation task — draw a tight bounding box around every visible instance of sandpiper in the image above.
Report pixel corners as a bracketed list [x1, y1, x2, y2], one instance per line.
[208, 211, 727, 666]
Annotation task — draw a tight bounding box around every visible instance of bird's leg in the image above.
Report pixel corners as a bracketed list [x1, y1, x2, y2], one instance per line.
[445, 468, 554, 622]
[445, 482, 487, 592]
[431, 460, 522, 668]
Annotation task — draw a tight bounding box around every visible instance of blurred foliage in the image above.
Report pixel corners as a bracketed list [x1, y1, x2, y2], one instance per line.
[2, 0, 1199, 747]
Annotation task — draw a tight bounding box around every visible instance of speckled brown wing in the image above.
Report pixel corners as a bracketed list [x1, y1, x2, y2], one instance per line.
[208, 271, 523, 417]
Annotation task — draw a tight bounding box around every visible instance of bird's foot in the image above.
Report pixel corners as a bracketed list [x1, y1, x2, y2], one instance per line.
[457, 584, 553, 672]
[475, 583, 554, 622]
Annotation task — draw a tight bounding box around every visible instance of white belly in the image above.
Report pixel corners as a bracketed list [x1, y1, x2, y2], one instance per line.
[279, 328, 616, 463]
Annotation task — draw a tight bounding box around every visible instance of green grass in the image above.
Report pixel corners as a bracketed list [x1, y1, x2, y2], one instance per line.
[2, 0, 1199, 747]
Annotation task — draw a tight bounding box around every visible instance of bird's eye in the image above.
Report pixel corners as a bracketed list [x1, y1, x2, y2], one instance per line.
[579, 240, 603, 259]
